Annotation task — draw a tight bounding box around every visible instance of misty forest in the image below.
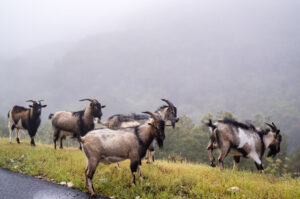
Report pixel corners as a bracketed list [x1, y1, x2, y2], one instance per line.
[1, 0, 300, 187]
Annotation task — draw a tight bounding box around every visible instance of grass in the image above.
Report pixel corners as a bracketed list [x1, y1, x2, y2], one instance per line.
[0, 138, 299, 199]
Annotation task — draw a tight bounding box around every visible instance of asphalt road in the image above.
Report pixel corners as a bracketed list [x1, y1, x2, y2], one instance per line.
[0, 168, 108, 199]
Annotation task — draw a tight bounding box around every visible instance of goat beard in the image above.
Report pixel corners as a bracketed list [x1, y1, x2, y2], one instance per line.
[156, 138, 164, 149]
[267, 145, 280, 158]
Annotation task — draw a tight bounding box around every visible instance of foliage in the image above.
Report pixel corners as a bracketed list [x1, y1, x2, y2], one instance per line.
[0, 138, 299, 199]
[0, 112, 294, 175]
[288, 147, 300, 177]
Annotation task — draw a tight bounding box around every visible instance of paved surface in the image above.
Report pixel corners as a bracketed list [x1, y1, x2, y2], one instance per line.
[0, 168, 108, 199]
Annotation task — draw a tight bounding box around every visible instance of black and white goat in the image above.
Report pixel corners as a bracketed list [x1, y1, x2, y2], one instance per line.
[8, 100, 47, 146]
[80, 111, 165, 196]
[206, 119, 282, 172]
[103, 99, 178, 164]
[49, 98, 105, 150]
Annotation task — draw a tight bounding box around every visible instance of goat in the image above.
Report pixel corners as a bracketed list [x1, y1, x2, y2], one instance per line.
[8, 100, 47, 146]
[103, 99, 178, 165]
[80, 111, 165, 196]
[104, 99, 178, 162]
[49, 98, 105, 150]
[206, 118, 281, 172]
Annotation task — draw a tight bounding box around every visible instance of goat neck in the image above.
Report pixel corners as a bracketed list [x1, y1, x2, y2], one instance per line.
[262, 132, 274, 148]
[83, 105, 94, 123]
[155, 107, 168, 121]
[136, 119, 156, 149]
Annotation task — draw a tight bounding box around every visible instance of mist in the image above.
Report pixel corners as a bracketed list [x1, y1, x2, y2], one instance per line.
[1, 0, 300, 150]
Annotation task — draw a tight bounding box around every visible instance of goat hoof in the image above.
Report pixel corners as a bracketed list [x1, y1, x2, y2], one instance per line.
[30, 140, 35, 146]
[210, 162, 216, 167]
[139, 177, 144, 181]
[90, 192, 96, 197]
[16, 138, 20, 144]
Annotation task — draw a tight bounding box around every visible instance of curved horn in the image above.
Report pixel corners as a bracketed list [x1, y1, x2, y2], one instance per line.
[79, 99, 94, 103]
[266, 122, 276, 131]
[26, 100, 37, 103]
[272, 122, 278, 131]
[161, 98, 174, 107]
[143, 111, 159, 120]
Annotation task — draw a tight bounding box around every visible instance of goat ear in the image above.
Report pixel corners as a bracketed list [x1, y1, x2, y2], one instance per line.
[42, 105, 47, 108]
[29, 105, 33, 108]
[277, 130, 280, 134]
[101, 105, 106, 108]
[148, 123, 153, 126]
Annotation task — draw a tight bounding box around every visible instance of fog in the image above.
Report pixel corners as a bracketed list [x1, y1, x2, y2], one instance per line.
[1, 0, 300, 149]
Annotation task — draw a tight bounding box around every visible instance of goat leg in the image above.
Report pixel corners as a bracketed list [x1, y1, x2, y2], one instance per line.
[130, 160, 139, 186]
[218, 144, 230, 170]
[138, 160, 143, 180]
[207, 140, 216, 167]
[233, 156, 240, 171]
[30, 137, 35, 146]
[86, 160, 97, 196]
[255, 162, 264, 173]
[16, 129, 20, 144]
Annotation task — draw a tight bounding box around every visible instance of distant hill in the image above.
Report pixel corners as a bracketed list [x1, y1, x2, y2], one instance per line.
[1, 29, 300, 150]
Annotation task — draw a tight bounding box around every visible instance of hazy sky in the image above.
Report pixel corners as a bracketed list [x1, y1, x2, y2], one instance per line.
[0, 0, 167, 57]
[1, 0, 299, 58]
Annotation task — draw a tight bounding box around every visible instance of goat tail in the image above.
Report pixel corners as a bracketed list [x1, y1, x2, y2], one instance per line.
[7, 110, 10, 118]
[205, 119, 217, 132]
[48, 113, 54, 120]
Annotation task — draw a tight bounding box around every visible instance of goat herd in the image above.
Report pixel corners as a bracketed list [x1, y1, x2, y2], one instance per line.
[7, 98, 282, 195]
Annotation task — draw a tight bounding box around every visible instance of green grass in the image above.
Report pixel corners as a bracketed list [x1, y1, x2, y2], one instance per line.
[0, 138, 299, 199]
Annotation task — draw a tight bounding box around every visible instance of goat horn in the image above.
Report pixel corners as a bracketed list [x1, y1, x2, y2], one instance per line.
[272, 122, 279, 132]
[266, 122, 276, 131]
[161, 98, 174, 107]
[79, 99, 94, 103]
[26, 100, 37, 103]
[93, 99, 100, 103]
[143, 111, 159, 121]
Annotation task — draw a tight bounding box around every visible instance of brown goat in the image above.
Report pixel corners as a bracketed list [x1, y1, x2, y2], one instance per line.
[8, 100, 47, 146]
[49, 98, 105, 150]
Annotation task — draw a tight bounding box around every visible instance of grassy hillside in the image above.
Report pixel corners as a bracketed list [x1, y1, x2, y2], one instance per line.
[0, 138, 299, 199]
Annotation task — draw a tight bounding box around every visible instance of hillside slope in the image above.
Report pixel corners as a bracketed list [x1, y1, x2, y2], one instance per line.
[0, 138, 299, 199]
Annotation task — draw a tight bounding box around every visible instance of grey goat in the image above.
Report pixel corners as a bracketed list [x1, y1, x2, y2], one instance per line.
[103, 99, 178, 164]
[80, 111, 165, 196]
[206, 118, 282, 172]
